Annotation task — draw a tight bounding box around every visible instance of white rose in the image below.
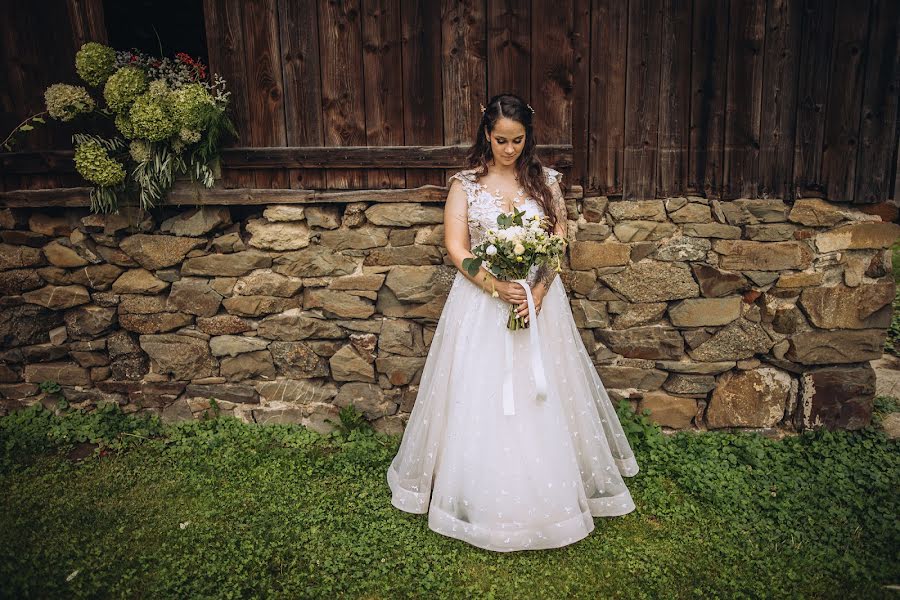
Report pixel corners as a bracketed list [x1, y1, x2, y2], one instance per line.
[486, 244, 497, 256]
[513, 243, 525, 255]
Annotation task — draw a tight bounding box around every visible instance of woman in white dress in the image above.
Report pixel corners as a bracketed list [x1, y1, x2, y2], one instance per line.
[386, 93, 639, 552]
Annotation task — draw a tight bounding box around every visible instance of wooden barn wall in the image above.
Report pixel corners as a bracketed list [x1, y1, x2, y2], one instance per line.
[1, 0, 898, 204]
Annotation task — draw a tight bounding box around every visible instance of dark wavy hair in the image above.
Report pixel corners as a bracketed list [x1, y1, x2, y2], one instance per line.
[464, 93, 559, 228]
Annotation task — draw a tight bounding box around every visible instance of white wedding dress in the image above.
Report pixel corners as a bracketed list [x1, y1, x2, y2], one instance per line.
[386, 165, 639, 552]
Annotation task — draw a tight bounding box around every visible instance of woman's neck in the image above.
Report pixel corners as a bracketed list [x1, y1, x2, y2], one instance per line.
[486, 160, 518, 179]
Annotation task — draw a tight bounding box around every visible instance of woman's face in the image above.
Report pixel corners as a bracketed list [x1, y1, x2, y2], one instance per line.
[485, 117, 526, 166]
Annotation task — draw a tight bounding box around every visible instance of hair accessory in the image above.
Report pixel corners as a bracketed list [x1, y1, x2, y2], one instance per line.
[480, 103, 486, 114]
[526, 103, 535, 114]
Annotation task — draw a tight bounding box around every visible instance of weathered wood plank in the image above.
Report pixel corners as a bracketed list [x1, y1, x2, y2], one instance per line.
[759, 0, 802, 200]
[1, 145, 573, 173]
[362, 0, 405, 189]
[487, 0, 531, 99]
[854, 0, 900, 204]
[66, 0, 107, 47]
[441, 0, 487, 146]
[821, 0, 871, 202]
[400, 0, 444, 188]
[0, 183, 584, 208]
[202, 0, 255, 187]
[319, 0, 367, 189]
[241, 0, 288, 189]
[1, 1, 78, 154]
[723, 0, 765, 199]
[278, 0, 326, 190]
[792, 0, 836, 195]
[657, 0, 692, 198]
[532, 0, 574, 145]
[587, 0, 628, 195]
[623, 0, 663, 201]
[570, 0, 591, 190]
[689, 0, 729, 197]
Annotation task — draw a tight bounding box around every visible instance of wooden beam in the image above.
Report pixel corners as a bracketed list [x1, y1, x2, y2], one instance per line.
[0, 145, 573, 174]
[0, 182, 584, 208]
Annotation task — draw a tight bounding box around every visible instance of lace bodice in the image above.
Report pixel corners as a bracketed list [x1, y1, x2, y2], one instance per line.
[448, 166, 563, 247]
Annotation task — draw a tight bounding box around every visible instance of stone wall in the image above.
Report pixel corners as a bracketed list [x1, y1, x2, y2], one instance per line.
[0, 193, 897, 434]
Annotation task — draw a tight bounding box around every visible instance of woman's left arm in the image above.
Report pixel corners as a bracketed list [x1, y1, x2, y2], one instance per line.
[516, 179, 568, 319]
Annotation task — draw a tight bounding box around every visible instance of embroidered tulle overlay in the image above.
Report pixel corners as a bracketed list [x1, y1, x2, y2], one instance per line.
[386, 165, 639, 553]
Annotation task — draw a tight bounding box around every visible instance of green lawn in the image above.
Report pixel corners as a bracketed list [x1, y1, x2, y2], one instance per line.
[0, 397, 897, 599]
[885, 240, 900, 356]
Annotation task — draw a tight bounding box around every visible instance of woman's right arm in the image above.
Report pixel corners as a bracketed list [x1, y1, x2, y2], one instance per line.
[444, 179, 526, 305]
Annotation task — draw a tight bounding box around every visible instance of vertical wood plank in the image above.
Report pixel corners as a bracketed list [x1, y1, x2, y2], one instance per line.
[624, 0, 663, 200]
[532, 0, 574, 146]
[792, 0, 835, 196]
[588, 0, 628, 195]
[854, 0, 900, 204]
[0, 2, 74, 151]
[279, 0, 326, 190]
[203, 0, 254, 187]
[242, 0, 288, 188]
[723, 0, 765, 199]
[362, 0, 405, 188]
[66, 0, 107, 47]
[441, 0, 487, 147]
[400, 0, 443, 187]
[487, 0, 531, 99]
[688, 0, 729, 197]
[1, 1, 78, 191]
[319, 0, 367, 189]
[759, 0, 802, 200]
[571, 0, 591, 189]
[657, 0, 692, 197]
[821, 0, 871, 201]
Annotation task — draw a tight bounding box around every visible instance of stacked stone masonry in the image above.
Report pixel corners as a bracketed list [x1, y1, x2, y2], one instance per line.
[0, 193, 896, 434]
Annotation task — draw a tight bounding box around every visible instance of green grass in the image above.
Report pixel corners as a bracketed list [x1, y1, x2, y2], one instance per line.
[885, 240, 900, 356]
[0, 397, 897, 599]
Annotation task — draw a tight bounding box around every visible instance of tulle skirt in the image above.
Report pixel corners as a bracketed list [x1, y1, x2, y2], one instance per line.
[387, 272, 639, 552]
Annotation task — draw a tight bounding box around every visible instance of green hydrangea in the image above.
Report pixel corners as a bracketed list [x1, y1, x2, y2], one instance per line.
[147, 79, 171, 99]
[74, 140, 126, 187]
[104, 66, 148, 113]
[114, 113, 136, 139]
[172, 83, 214, 131]
[129, 90, 177, 142]
[44, 84, 95, 121]
[179, 128, 201, 143]
[75, 42, 116, 87]
[129, 140, 151, 163]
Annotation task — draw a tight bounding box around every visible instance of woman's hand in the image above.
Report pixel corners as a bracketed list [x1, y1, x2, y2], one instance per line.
[515, 284, 546, 321]
[494, 280, 527, 305]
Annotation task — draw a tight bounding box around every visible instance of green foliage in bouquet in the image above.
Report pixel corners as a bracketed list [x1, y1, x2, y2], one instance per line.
[3, 43, 237, 214]
[463, 206, 566, 330]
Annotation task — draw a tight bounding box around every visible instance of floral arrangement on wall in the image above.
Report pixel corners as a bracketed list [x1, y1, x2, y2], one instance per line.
[3, 43, 236, 213]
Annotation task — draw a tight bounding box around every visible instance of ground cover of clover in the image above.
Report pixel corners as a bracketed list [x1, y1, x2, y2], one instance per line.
[0, 396, 897, 599]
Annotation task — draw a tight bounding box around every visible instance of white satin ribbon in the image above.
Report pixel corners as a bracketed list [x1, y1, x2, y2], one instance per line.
[501, 279, 549, 416]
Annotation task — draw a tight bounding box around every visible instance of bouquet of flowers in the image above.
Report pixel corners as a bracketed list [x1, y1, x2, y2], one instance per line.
[3, 42, 236, 214]
[462, 207, 566, 330]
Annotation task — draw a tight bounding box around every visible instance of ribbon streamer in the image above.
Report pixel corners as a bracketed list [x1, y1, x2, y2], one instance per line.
[501, 279, 549, 416]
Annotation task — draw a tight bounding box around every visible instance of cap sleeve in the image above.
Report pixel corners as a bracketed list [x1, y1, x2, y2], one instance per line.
[543, 166, 563, 186]
[447, 169, 480, 196]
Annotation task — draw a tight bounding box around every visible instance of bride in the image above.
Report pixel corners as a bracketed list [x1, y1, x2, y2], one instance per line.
[386, 93, 639, 552]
